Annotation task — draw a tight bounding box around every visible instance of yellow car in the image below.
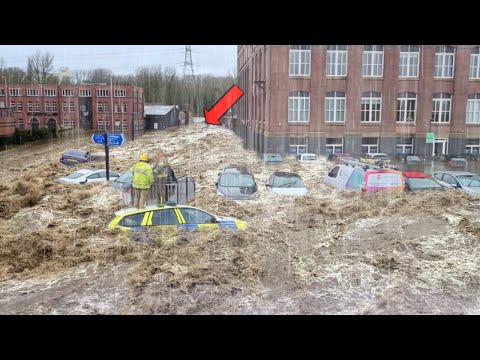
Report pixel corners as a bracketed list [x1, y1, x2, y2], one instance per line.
[106, 204, 247, 232]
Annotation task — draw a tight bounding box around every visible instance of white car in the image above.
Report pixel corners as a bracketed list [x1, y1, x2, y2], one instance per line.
[296, 153, 318, 162]
[58, 168, 120, 184]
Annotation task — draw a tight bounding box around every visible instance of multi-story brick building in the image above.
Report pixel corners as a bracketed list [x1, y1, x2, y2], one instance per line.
[235, 45, 480, 158]
[0, 84, 144, 139]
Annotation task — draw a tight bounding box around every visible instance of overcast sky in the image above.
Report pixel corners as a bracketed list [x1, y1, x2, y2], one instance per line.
[0, 45, 237, 77]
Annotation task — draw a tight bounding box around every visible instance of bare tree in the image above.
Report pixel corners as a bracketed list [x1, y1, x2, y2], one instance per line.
[70, 69, 89, 84]
[26, 50, 55, 84]
[87, 68, 114, 83]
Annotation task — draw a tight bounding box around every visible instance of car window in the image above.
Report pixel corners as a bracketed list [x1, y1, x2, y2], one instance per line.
[65, 171, 86, 179]
[457, 175, 480, 187]
[406, 156, 421, 161]
[97, 171, 106, 178]
[328, 167, 340, 178]
[272, 176, 304, 188]
[151, 209, 179, 225]
[408, 178, 442, 189]
[346, 170, 364, 189]
[119, 213, 146, 227]
[87, 173, 100, 179]
[179, 208, 216, 224]
[219, 174, 255, 187]
[433, 173, 443, 181]
[115, 170, 133, 184]
[442, 174, 458, 186]
[302, 155, 317, 160]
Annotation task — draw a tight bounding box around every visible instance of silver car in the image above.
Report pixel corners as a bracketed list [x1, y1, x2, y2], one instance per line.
[432, 171, 480, 194]
[58, 168, 120, 185]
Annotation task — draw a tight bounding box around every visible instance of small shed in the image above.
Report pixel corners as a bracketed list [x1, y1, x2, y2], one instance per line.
[144, 104, 180, 130]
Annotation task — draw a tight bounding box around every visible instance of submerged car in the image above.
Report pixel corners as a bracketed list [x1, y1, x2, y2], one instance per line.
[262, 153, 284, 164]
[360, 153, 391, 165]
[216, 165, 258, 199]
[58, 168, 120, 184]
[327, 153, 354, 164]
[297, 153, 319, 162]
[60, 149, 94, 166]
[106, 203, 247, 231]
[402, 171, 446, 192]
[265, 171, 307, 196]
[432, 171, 480, 194]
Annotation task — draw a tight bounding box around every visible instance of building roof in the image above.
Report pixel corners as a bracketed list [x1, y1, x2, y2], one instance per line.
[144, 105, 178, 116]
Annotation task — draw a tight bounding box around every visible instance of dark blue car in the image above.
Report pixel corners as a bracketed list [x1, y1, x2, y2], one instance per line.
[60, 149, 93, 166]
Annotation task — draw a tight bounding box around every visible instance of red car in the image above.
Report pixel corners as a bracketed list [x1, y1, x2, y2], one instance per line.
[402, 171, 446, 192]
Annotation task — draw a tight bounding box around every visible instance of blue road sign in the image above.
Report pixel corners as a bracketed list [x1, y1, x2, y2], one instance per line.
[91, 133, 126, 146]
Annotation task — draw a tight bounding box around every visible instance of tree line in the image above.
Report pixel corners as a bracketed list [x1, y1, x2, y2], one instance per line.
[0, 51, 236, 116]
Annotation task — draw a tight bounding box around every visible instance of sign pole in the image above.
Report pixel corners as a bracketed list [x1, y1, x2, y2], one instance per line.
[104, 132, 110, 181]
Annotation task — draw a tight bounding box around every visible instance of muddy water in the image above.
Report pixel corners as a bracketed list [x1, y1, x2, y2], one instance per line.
[1, 126, 480, 314]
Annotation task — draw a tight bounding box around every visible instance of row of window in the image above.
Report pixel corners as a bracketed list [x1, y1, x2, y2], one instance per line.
[97, 103, 128, 113]
[289, 137, 480, 156]
[2, 89, 129, 97]
[8, 101, 129, 113]
[16, 118, 139, 131]
[287, 91, 480, 124]
[289, 45, 479, 79]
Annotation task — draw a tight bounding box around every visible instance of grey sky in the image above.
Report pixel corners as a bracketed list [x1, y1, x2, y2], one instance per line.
[0, 45, 237, 77]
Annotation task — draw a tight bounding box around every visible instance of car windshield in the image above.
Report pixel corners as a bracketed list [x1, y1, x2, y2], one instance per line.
[408, 177, 442, 189]
[65, 171, 87, 179]
[264, 154, 283, 162]
[272, 176, 304, 188]
[457, 175, 480, 187]
[373, 155, 389, 160]
[302, 155, 317, 161]
[219, 173, 255, 187]
[115, 170, 133, 184]
[451, 158, 466, 162]
[406, 156, 421, 161]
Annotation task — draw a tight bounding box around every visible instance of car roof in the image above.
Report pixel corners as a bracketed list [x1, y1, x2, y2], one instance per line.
[114, 204, 195, 217]
[65, 149, 89, 155]
[402, 171, 430, 178]
[72, 168, 100, 174]
[223, 165, 252, 174]
[366, 152, 389, 156]
[433, 171, 476, 175]
[273, 171, 301, 177]
[301, 153, 317, 156]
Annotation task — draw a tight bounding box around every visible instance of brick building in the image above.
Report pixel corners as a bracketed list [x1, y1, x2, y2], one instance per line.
[235, 45, 480, 158]
[0, 84, 145, 139]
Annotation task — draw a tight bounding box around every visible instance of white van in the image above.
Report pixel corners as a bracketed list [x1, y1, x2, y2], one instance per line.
[297, 153, 318, 162]
[324, 163, 405, 193]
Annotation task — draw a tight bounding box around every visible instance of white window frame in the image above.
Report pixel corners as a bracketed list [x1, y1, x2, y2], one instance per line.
[289, 45, 311, 77]
[105, 120, 110, 131]
[466, 94, 480, 123]
[326, 138, 344, 155]
[70, 120, 75, 128]
[361, 137, 379, 153]
[432, 93, 452, 123]
[44, 89, 56, 97]
[62, 102, 68, 112]
[470, 47, 480, 80]
[52, 102, 58, 112]
[97, 89, 109, 97]
[18, 120, 24, 130]
[34, 102, 40, 112]
[10, 89, 21, 96]
[10, 101, 15, 109]
[17, 102, 22, 111]
[399, 45, 420, 78]
[466, 139, 480, 154]
[97, 103, 103, 112]
[361, 92, 382, 122]
[122, 103, 127, 113]
[104, 102, 110, 112]
[27, 102, 33, 112]
[0, 89, 4, 96]
[98, 120, 103, 131]
[434, 46, 455, 79]
[27, 89, 39, 96]
[326, 45, 347, 77]
[114, 89, 126, 97]
[69, 102, 75, 112]
[115, 103, 120, 113]
[79, 89, 91, 97]
[288, 91, 310, 123]
[115, 120, 121, 132]
[362, 45, 384, 77]
[288, 138, 308, 157]
[62, 89, 74, 97]
[45, 102, 50, 112]
[122, 119, 128, 131]
[397, 92, 417, 122]
[325, 91, 346, 123]
[63, 119, 69, 127]
[396, 137, 414, 154]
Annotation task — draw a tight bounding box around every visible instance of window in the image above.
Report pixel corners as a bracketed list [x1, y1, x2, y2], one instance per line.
[17, 102, 22, 111]
[151, 209, 179, 225]
[62, 89, 74, 96]
[104, 102, 110, 112]
[289, 45, 311, 76]
[327, 166, 340, 178]
[70, 120, 75, 128]
[70, 102, 75, 112]
[470, 47, 480, 80]
[34, 102, 40, 112]
[62, 102, 68, 112]
[114, 89, 126, 97]
[466, 94, 480, 123]
[434, 46, 455, 78]
[52, 102, 58, 112]
[45, 102, 50, 112]
[119, 213, 146, 228]
[399, 45, 420, 78]
[10, 102, 15, 109]
[361, 92, 382, 122]
[18, 120, 24, 130]
[326, 138, 344, 155]
[10, 89, 21, 96]
[288, 137, 308, 157]
[97, 102, 103, 112]
[288, 91, 310, 123]
[326, 45, 347, 76]
[115, 120, 121, 131]
[362, 137, 379, 153]
[105, 120, 110, 131]
[179, 208, 216, 224]
[154, 123, 158, 130]
[122, 103, 127, 113]
[98, 120, 103, 131]
[122, 119, 127, 131]
[28, 102, 33, 112]
[115, 103, 120, 113]
[396, 137, 414, 154]
[397, 92, 417, 122]
[63, 119, 69, 127]
[27, 89, 39, 96]
[363, 45, 383, 77]
[432, 93, 452, 123]
[79, 89, 91, 97]
[325, 91, 346, 122]
[97, 89, 109, 97]
[44, 89, 56, 96]
[466, 139, 480, 154]
[0, 89, 3, 96]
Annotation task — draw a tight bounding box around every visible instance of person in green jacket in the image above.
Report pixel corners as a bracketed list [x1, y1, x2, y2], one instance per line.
[130, 153, 154, 209]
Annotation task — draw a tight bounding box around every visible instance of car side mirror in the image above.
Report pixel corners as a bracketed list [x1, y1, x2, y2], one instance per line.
[215, 181, 218, 187]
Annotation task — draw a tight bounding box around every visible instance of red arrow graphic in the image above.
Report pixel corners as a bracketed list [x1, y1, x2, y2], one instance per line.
[204, 84, 244, 125]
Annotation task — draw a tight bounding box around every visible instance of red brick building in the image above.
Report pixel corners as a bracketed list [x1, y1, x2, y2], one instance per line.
[0, 84, 144, 139]
[235, 45, 480, 158]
